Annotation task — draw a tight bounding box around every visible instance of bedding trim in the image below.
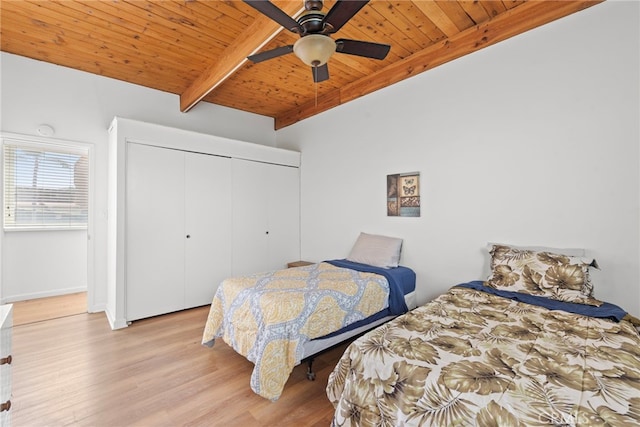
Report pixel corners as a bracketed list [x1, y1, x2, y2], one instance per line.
[457, 281, 627, 321]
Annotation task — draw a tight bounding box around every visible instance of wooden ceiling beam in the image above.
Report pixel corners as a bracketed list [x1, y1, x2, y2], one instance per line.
[180, 1, 304, 113]
[274, 0, 603, 130]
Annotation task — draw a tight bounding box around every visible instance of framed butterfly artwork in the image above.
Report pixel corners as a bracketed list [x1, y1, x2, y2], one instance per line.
[387, 172, 420, 217]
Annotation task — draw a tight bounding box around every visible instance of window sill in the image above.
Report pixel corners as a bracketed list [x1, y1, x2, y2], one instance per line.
[3, 226, 87, 232]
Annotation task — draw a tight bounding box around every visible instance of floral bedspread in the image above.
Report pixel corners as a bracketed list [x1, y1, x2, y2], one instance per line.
[202, 262, 390, 400]
[327, 285, 640, 426]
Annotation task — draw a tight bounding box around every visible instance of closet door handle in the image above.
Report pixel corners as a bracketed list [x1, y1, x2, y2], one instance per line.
[0, 355, 11, 365]
[1, 400, 10, 412]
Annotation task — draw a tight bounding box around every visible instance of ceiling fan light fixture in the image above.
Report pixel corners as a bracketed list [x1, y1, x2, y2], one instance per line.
[293, 34, 336, 67]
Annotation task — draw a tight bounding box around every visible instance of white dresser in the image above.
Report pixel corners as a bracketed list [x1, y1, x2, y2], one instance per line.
[0, 304, 12, 427]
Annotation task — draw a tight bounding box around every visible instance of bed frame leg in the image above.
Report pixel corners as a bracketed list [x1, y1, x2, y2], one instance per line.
[306, 358, 316, 381]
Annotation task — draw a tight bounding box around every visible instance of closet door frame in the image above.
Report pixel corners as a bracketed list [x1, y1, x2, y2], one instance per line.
[107, 117, 300, 329]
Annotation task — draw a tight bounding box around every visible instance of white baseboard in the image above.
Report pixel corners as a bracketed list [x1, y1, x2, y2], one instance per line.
[1, 286, 87, 304]
[105, 308, 129, 330]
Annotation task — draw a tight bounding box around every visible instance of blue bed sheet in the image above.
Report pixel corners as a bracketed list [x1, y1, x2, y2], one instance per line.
[326, 259, 415, 315]
[457, 280, 627, 322]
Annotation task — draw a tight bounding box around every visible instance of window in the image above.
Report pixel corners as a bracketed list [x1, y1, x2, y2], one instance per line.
[3, 139, 89, 230]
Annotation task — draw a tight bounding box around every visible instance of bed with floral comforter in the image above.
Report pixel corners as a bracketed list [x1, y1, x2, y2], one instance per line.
[327, 282, 640, 426]
[202, 260, 414, 401]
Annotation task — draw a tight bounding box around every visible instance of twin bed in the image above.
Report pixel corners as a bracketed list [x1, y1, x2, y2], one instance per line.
[327, 244, 640, 425]
[202, 232, 415, 400]
[202, 259, 416, 400]
[202, 238, 640, 425]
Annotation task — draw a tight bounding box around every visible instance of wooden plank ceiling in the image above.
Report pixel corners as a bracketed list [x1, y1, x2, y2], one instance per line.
[1, 0, 603, 130]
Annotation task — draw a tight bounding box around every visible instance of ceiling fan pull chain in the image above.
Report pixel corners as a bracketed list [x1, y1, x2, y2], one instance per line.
[315, 71, 318, 108]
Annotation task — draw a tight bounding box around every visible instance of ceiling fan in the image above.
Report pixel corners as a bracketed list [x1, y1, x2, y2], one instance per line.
[243, 0, 391, 82]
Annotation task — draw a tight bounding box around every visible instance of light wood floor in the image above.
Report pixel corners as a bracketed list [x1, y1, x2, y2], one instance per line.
[12, 299, 344, 426]
[12, 292, 87, 326]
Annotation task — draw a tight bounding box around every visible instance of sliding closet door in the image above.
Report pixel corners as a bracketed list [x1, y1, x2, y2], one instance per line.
[231, 159, 269, 276]
[126, 143, 185, 320]
[266, 164, 300, 268]
[232, 159, 300, 276]
[184, 152, 232, 308]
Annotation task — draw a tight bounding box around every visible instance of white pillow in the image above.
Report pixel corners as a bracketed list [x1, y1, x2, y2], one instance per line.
[347, 232, 403, 268]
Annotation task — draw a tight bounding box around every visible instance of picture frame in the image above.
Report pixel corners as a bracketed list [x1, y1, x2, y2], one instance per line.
[387, 172, 420, 217]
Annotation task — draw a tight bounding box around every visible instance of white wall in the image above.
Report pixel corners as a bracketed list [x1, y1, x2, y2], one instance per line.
[0, 52, 276, 309]
[277, 2, 640, 316]
[3, 230, 87, 301]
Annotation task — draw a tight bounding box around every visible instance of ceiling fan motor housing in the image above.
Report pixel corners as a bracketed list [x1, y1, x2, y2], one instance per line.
[298, 11, 327, 35]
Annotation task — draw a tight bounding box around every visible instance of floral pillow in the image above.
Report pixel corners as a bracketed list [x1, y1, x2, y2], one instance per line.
[485, 244, 601, 306]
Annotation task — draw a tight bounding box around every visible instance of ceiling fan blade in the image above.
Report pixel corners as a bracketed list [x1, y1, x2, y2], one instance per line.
[323, 0, 369, 34]
[243, 0, 302, 33]
[312, 64, 329, 83]
[247, 45, 294, 63]
[335, 39, 390, 60]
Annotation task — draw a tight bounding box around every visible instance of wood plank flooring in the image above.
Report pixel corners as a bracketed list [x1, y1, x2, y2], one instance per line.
[12, 292, 86, 326]
[12, 303, 343, 426]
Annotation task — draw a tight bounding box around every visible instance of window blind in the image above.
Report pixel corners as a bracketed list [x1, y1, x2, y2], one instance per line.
[3, 140, 89, 230]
